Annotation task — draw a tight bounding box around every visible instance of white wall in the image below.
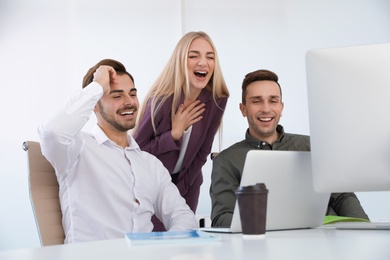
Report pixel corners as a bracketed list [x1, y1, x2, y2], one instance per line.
[1, 0, 389, 251]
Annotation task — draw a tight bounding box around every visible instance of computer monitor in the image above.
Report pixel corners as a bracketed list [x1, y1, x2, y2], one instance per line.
[306, 43, 390, 192]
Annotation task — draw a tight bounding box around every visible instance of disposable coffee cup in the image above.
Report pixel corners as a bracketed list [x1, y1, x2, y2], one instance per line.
[235, 183, 268, 237]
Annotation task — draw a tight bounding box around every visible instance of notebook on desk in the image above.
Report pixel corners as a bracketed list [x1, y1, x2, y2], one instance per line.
[334, 222, 390, 230]
[203, 150, 331, 233]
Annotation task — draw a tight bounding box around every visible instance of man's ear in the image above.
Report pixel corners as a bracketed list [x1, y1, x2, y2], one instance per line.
[280, 101, 284, 117]
[239, 103, 247, 117]
[94, 104, 99, 113]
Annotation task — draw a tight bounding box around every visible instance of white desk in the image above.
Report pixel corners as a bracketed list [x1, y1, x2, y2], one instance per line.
[1, 228, 389, 260]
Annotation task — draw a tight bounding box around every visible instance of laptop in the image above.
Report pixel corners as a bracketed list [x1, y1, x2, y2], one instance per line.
[203, 150, 330, 233]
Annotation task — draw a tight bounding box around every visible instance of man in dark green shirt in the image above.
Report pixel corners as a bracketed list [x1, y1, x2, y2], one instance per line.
[210, 69, 369, 227]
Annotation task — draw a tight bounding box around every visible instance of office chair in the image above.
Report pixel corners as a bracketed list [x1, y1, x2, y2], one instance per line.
[210, 152, 219, 160]
[23, 141, 65, 246]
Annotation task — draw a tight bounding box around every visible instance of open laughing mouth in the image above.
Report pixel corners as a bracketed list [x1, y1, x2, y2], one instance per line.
[258, 117, 272, 122]
[194, 71, 207, 78]
[120, 111, 134, 116]
[119, 108, 136, 116]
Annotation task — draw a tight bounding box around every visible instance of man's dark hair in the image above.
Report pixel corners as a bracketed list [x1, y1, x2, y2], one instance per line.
[82, 59, 134, 88]
[241, 69, 282, 104]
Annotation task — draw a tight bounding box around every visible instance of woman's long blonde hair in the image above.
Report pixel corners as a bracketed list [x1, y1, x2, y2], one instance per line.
[135, 31, 229, 135]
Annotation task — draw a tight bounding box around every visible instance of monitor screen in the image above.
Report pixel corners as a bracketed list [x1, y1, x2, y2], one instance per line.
[306, 43, 390, 192]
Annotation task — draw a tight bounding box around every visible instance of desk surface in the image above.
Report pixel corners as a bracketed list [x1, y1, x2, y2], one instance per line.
[1, 228, 389, 260]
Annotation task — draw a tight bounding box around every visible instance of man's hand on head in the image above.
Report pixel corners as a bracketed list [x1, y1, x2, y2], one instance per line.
[93, 65, 118, 95]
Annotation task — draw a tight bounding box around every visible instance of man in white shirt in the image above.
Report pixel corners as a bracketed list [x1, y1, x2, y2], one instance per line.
[38, 59, 197, 243]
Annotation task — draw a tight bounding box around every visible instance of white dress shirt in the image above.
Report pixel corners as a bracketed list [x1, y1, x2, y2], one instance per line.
[38, 82, 197, 243]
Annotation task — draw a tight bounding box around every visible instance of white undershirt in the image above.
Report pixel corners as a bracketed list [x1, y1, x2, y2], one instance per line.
[173, 126, 193, 173]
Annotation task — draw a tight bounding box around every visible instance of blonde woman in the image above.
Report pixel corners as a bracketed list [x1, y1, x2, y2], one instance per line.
[133, 31, 229, 231]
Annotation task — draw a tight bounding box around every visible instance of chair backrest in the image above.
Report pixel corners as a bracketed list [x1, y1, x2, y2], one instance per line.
[210, 152, 219, 160]
[23, 141, 65, 246]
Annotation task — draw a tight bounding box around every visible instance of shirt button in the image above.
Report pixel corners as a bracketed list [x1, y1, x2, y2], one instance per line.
[262, 142, 266, 146]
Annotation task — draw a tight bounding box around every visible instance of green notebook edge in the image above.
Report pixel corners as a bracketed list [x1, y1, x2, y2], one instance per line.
[323, 215, 370, 225]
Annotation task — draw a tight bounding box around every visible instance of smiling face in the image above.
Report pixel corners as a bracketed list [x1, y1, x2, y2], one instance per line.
[95, 74, 138, 134]
[239, 80, 284, 144]
[186, 37, 215, 95]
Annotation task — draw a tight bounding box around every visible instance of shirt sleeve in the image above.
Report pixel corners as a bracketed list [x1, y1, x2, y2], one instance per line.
[38, 82, 103, 178]
[328, 192, 370, 220]
[152, 157, 197, 230]
[210, 152, 241, 227]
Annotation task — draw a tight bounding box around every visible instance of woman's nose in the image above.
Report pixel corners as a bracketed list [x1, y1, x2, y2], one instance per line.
[198, 57, 206, 66]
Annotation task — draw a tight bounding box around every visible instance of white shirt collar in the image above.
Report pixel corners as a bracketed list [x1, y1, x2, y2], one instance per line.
[91, 124, 140, 150]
